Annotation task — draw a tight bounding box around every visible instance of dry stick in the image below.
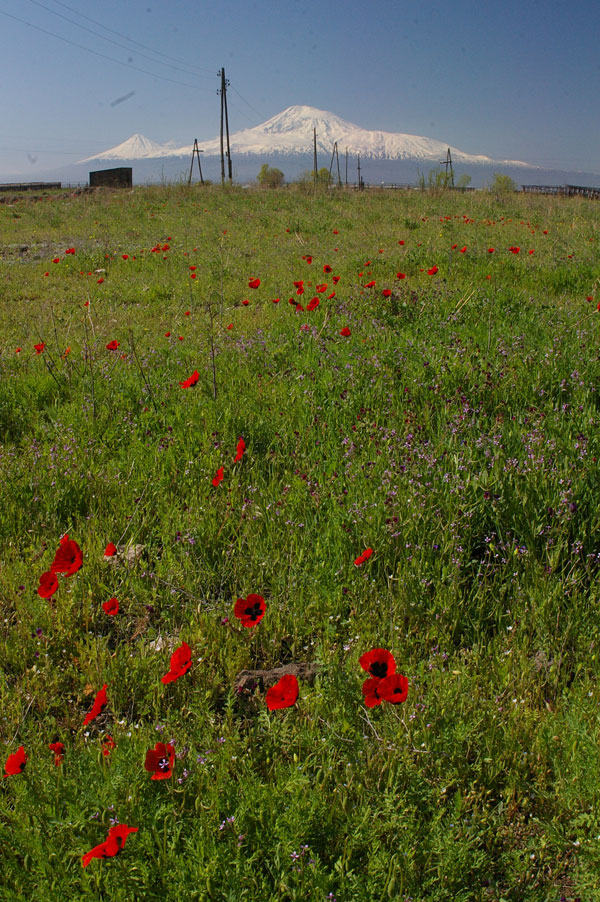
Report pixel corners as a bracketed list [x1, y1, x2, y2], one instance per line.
[82, 315, 96, 419]
[207, 300, 218, 401]
[128, 328, 158, 414]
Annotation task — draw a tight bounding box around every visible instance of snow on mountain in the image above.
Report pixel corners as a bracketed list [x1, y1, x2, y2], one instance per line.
[79, 133, 179, 162]
[79, 106, 532, 167]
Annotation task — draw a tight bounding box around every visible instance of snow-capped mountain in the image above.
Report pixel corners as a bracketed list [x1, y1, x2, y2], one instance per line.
[80, 133, 178, 162]
[79, 106, 531, 167]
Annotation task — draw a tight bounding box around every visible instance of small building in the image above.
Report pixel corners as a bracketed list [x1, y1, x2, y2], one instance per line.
[89, 167, 132, 188]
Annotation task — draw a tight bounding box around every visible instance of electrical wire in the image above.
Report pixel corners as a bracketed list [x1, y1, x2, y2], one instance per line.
[25, 0, 213, 78]
[47, 0, 215, 74]
[0, 6, 203, 90]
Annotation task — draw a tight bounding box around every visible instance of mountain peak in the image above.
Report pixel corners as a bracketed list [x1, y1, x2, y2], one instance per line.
[79, 107, 532, 168]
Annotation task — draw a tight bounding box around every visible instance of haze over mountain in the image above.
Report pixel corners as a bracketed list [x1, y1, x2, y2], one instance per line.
[80, 105, 533, 167]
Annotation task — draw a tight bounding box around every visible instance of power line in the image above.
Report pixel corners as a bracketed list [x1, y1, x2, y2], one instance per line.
[24, 0, 213, 79]
[229, 85, 267, 122]
[0, 7, 202, 90]
[46, 0, 215, 75]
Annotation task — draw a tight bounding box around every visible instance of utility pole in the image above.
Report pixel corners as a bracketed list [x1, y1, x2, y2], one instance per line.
[345, 147, 348, 186]
[313, 127, 318, 186]
[218, 70, 225, 185]
[357, 154, 363, 190]
[440, 148, 454, 187]
[188, 139, 204, 185]
[222, 68, 232, 183]
[217, 68, 232, 185]
[329, 142, 342, 187]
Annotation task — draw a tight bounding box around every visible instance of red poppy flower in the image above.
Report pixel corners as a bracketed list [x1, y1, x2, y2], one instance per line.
[164, 331, 171, 337]
[293, 280, 304, 288]
[359, 648, 396, 679]
[487, 247, 495, 253]
[49, 741, 65, 766]
[362, 676, 383, 708]
[102, 597, 119, 616]
[161, 641, 192, 684]
[38, 570, 59, 599]
[427, 266, 438, 275]
[189, 265, 196, 271]
[212, 466, 224, 487]
[396, 272, 406, 280]
[190, 273, 197, 279]
[144, 741, 175, 779]
[97, 277, 104, 284]
[305, 256, 313, 264]
[272, 297, 280, 303]
[354, 548, 373, 566]
[104, 542, 117, 557]
[340, 327, 351, 337]
[323, 264, 332, 273]
[296, 286, 305, 295]
[83, 684, 107, 727]
[4, 745, 27, 777]
[52, 257, 60, 264]
[398, 240, 405, 246]
[509, 246, 520, 254]
[248, 278, 260, 289]
[460, 246, 467, 254]
[379, 672, 409, 704]
[106, 340, 120, 351]
[266, 673, 299, 710]
[234, 437, 246, 462]
[528, 249, 535, 255]
[587, 296, 594, 302]
[382, 289, 392, 298]
[34, 342, 45, 354]
[332, 275, 340, 284]
[242, 299, 250, 306]
[101, 734, 116, 757]
[316, 283, 327, 293]
[306, 297, 320, 311]
[227, 323, 233, 330]
[451, 244, 458, 250]
[122, 254, 129, 260]
[234, 593, 266, 627]
[82, 824, 138, 867]
[15, 347, 21, 353]
[180, 369, 199, 389]
[50, 534, 83, 577]
[364, 280, 376, 288]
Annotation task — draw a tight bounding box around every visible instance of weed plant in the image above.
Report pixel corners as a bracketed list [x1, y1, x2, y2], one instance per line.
[1, 184, 600, 900]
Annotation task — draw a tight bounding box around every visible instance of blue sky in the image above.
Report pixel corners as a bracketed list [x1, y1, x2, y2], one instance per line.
[1, 0, 599, 176]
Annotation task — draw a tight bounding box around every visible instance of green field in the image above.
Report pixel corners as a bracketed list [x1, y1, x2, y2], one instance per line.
[1, 184, 600, 901]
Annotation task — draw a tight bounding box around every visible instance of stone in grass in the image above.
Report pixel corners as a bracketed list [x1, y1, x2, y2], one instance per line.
[235, 662, 320, 696]
[103, 544, 145, 567]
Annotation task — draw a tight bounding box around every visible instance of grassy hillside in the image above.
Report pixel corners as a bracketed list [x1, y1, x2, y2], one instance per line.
[1, 184, 599, 901]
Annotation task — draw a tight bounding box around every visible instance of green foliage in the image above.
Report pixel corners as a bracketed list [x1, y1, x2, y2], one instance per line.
[257, 164, 285, 188]
[1, 185, 600, 899]
[488, 172, 518, 195]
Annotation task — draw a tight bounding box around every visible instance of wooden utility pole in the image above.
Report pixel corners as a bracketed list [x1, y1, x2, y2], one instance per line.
[313, 127, 318, 186]
[222, 68, 232, 183]
[188, 139, 204, 185]
[218, 70, 225, 185]
[357, 154, 363, 189]
[329, 141, 342, 186]
[345, 147, 348, 186]
[440, 148, 454, 187]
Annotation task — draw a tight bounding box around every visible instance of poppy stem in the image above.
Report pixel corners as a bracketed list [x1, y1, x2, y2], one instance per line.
[82, 315, 96, 419]
[128, 329, 159, 414]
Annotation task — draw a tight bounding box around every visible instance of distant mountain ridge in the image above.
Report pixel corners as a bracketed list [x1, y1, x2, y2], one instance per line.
[80, 105, 533, 167]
